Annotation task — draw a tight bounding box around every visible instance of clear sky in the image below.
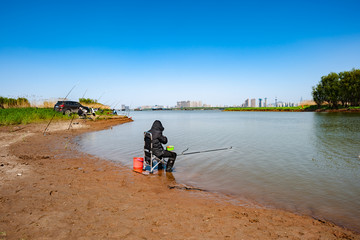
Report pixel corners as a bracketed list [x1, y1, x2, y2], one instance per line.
[1, 0, 359, 107]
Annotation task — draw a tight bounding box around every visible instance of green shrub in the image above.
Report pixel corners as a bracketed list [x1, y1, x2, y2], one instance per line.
[79, 98, 98, 104]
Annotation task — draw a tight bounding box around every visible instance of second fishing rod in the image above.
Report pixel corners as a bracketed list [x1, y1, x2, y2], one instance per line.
[164, 145, 232, 156]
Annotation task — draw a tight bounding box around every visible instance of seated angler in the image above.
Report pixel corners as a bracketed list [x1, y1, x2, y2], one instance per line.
[148, 120, 177, 172]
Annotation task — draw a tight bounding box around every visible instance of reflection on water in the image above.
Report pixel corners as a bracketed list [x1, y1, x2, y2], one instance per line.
[313, 113, 360, 171]
[77, 111, 360, 231]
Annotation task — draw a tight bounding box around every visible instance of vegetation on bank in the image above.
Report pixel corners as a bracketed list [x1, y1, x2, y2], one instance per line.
[79, 98, 98, 104]
[312, 68, 360, 108]
[0, 108, 72, 126]
[0, 97, 30, 109]
[95, 109, 114, 115]
[225, 106, 313, 112]
[226, 105, 360, 112]
[79, 98, 110, 109]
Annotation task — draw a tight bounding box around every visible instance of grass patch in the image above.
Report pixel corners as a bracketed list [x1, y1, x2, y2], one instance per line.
[0, 108, 72, 126]
[79, 98, 98, 104]
[95, 109, 114, 115]
[225, 105, 360, 112]
[306, 105, 360, 111]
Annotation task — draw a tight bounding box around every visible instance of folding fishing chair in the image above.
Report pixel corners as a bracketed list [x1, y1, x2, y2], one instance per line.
[143, 131, 167, 173]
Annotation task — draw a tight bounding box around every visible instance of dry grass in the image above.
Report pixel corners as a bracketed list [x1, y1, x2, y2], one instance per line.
[300, 100, 316, 106]
[40, 101, 57, 108]
[81, 103, 110, 109]
[0, 97, 31, 108]
[1, 103, 31, 108]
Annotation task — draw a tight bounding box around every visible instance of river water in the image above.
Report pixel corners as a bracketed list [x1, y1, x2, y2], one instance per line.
[77, 111, 360, 231]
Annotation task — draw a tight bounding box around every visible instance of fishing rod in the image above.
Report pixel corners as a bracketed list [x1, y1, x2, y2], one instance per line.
[109, 100, 117, 108]
[102, 100, 111, 107]
[43, 84, 76, 135]
[67, 113, 75, 130]
[113, 100, 122, 109]
[97, 92, 105, 103]
[64, 84, 77, 101]
[81, 88, 88, 99]
[127, 102, 133, 117]
[179, 146, 232, 156]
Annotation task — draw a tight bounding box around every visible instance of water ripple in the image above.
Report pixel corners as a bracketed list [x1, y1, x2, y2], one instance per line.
[77, 111, 360, 232]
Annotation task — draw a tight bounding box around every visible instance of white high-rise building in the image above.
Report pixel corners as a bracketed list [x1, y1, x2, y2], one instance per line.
[251, 98, 256, 107]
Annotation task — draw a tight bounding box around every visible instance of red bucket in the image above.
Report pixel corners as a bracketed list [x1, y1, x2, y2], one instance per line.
[133, 157, 144, 171]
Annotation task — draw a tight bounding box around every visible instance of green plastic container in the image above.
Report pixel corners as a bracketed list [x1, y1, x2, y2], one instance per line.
[167, 145, 174, 151]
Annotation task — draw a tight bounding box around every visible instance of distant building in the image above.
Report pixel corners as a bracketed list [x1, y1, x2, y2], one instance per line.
[264, 98, 267, 107]
[244, 98, 249, 107]
[251, 98, 256, 107]
[259, 98, 262, 108]
[121, 104, 130, 111]
[140, 105, 152, 110]
[190, 101, 202, 107]
[177, 101, 190, 108]
[177, 100, 204, 108]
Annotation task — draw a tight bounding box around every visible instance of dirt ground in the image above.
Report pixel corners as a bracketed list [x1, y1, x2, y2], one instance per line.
[0, 117, 359, 240]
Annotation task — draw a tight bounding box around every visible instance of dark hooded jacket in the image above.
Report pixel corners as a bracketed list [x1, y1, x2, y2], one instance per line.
[148, 120, 168, 158]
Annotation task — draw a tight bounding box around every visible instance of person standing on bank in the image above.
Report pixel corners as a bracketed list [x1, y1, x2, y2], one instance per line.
[148, 120, 177, 172]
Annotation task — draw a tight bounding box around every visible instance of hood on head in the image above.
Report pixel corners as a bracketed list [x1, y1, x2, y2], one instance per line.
[151, 120, 164, 131]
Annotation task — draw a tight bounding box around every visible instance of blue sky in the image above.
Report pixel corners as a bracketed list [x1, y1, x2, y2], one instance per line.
[1, 0, 359, 107]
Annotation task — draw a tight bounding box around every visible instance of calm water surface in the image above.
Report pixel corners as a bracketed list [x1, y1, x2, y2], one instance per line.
[77, 111, 360, 231]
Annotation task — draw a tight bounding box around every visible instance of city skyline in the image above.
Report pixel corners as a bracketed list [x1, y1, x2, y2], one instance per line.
[136, 96, 299, 109]
[1, 1, 360, 107]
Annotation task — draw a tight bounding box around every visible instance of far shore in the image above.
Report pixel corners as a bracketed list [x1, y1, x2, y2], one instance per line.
[1, 118, 359, 239]
[137, 106, 360, 112]
[224, 106, 360, 112]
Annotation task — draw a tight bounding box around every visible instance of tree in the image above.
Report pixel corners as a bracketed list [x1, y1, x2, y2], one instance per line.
[313, 69, 360, 108]
[339, 71, 352, 106]
[339, 69, 360, 106]
[312, 85, 325, 107]
[352, 69, 360, 106]
[320, 72, 340, 108]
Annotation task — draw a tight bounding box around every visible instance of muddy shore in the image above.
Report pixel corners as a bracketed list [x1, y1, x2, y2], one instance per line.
[1, 117, 359, 239]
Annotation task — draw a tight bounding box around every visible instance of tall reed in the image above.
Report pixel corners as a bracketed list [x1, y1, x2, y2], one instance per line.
[0, 97, 31, 108]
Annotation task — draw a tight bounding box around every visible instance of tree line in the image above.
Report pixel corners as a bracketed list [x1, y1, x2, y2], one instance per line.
[312, 69, 360, 108]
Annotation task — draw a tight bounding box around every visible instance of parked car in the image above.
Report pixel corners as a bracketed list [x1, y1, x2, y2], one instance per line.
[54, 101, 91, 115]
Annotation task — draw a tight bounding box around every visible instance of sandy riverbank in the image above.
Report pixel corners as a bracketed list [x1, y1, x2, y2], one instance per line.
[1, 118, 359, 239]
